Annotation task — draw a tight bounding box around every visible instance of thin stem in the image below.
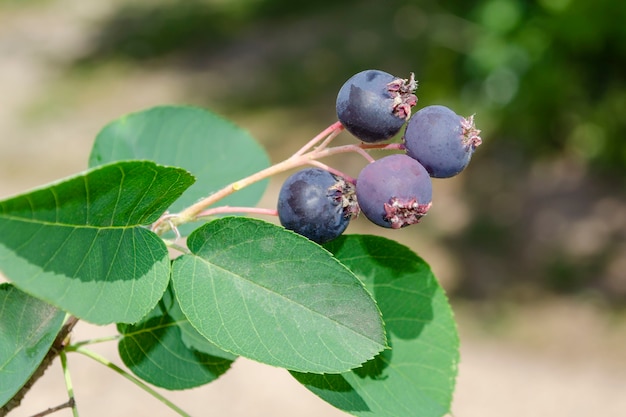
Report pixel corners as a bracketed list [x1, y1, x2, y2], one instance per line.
[67, 346, 193, 417]
[59, 351, 79, 417]
[152, 124, 402, 236]
[68, 334, 121, 349]
[151, 213, 181, 238]
[350, 145, 376, 163]
[306, 160, 356, 184]
[155, 155, 309, 234]
[29, 399, 75, 417]
[163, 240, 191, 255]
[293, 121, 344, 156]
[360, 142, 405, 151]
[310, 124, 344, 153]
[196, 206, 279, 219]
[169, 147, 363, 229]
[310, 143, 379, 162]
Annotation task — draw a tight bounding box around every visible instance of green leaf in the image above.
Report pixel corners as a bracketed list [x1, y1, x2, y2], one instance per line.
[0, 283, 65, 407]
[0, 160, 195, 324]
[89, 105, 271, 235]
[165, 283, 237, 360]
[118, 284, 234, 390]
[292, 235, 459, 417]
[171, 217, 386, 373]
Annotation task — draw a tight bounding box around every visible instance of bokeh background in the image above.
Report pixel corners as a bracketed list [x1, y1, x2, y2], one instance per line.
[1, 0, 625, 416]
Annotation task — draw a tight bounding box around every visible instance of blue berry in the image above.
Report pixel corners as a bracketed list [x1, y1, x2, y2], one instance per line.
[403, 105, 482, 178]
[356, 154, 432, 229]
[277, 168, 355, 244]
[336, 70, 417, 143]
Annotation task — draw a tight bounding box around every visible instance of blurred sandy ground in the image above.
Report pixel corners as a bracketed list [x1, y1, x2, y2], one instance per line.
[1, 2, 625, 416]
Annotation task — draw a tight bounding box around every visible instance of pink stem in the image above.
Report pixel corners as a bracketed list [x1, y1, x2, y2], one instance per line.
[306, 160, 356, 184]
[151, 213, 177, 233]
[314, 125, 344, 152]
[313, 143, 376, 163]
[360, 142, 406, 151]
[152, 127, 402, 235]
[196, 206, 279, 218]
[293, 121, 344, 156]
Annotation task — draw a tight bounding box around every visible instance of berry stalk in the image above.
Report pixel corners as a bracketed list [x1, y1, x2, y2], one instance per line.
[152, 123, 410, 236]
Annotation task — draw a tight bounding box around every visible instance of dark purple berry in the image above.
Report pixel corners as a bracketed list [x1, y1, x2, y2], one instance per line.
[403, 105, 482, 178]
[336, 70, 418, 143]
[356, 154, 432, 229]
[277, 168, 356, 244]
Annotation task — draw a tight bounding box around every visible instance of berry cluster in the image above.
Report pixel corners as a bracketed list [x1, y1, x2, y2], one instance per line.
[277, 69, 482, 243]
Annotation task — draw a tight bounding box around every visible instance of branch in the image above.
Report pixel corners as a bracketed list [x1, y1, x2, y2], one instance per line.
[29, 399, 75, 417]
[66, 346, 193, 417]
[151, 121, 399, 235]
[0, 316, 79, 417]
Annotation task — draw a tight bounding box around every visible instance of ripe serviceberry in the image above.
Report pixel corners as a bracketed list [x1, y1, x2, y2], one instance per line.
[336, 69, 417, 143]
[403, 105, 482, 178]
[356, 154, 432, 229]
[277, 168, 357, 244]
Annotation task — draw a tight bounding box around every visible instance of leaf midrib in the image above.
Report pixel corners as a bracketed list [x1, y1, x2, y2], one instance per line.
[0, 215, 150, 229]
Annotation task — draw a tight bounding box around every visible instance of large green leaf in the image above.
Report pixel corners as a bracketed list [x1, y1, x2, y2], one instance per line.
[164, 282, 238, 361]
[118, 284, 234, 390]
[0, 161, 195, 324]
[89, 105, 271, 235]
[171, 217, 386, 373]
[0, 283, 65, 407]
[292, 235, 459, 417]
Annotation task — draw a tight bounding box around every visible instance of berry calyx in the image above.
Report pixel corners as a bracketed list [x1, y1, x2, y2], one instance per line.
[387, 72, 418, 119]
[460, 114, 483, 148]
[383, 197, 431, 229]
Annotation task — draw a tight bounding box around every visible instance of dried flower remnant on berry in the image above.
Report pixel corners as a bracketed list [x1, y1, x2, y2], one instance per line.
[387, 73, 418, 119]
[328, 177, 360, 218]
[384, 198, 431, 229]
[461, 114, 483, 149]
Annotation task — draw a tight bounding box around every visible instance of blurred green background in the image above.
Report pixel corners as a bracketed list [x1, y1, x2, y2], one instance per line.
[1, 1, 625, 416]
[2, 0, 625, 303]
[22, 0, 626, 303]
